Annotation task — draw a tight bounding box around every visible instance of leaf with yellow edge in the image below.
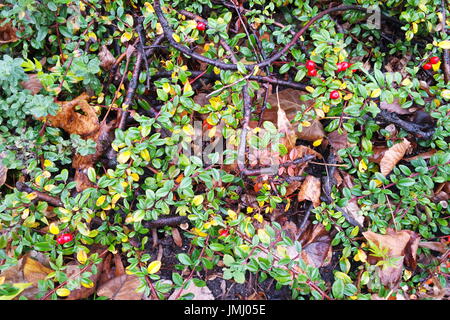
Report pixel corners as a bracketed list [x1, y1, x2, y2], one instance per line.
[172, 33, 181, 43]
[96, 195, 106, 207]
[359, 159, 368, 172]
[257, 229, 271, 244]
[140, 149, 150, 162]
[183, 81, 192, 95]
[49, 222, 60, 235]
[77, 249, 88, 264]
[120, 32, 133, 43]
[192, 195, 204, 206]
[117, 150, 131, 164]
[56, 288, 71, 297]
[0, 283, 32, 300]
[147, 260, 162, 274]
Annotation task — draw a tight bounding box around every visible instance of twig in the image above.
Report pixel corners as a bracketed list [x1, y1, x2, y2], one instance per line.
[16, 182, 63, 207]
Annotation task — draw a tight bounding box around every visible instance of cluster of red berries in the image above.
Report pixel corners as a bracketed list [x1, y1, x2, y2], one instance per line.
[423, 56, 440, 70]
[196, 21, 206, 31]
[56, 233, 73, 245]
[305, 60, 318, 76]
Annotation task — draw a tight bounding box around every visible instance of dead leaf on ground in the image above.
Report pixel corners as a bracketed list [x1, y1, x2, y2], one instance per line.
[21, 74, 43, 95]
[98, 45, 116, 70]
[297, 175, 321, 207]
[0, 22, 18, 44]
[0, 152, 7, 187]
[97, 274, 143, 300]
[169, 281, 215, 300]
[380, 138, 411, 176]
[0, 253, 53, 299]
[363, 229, 419, 289]
[341, 199, 365, 227]
[277, 100, 297, 150]
[262, 89, 325, 142]
[380, 99, 413, 115]
[418, 241, 448, 253]
[172, 227, 183, 247]
[283, 222, 331, 268]
[327, 130, 349, 151]
[43, 93, 99, 136]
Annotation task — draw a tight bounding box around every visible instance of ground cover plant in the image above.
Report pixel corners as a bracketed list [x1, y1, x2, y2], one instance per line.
[0, 0, 449, 300]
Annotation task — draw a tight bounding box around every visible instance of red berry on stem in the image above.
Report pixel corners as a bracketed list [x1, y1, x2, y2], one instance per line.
[336, 62, 344, 72]
[196, 21, 206, 31]
[330, 90, 340, 99]
[63, 233, 73, 243]
[219, 229, 229, 237]
[305, 60, 316, 70]
[340, 61, 350, 71]
[423, 63, 433, 70]
[430, 56, 440, 64]
[56, 234, 65, 245]
[307, 68, 317, 76]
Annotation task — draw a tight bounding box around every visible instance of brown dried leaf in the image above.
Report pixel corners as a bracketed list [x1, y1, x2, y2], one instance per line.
[341, 199, 365, 227]
[172, 228, 183, 247]
[297, 175, 321, 207]
[43, 93, 99, 136]
[97, 274, 143, 300]
[263, 89, 324, 142]
[380, 138, 411, 176]
[419, 241, 448, 253]
[327, 130, 348, 151]
[363, 229, 419, 289]
[23, 256, 52, 285]
[299, 223, 332, 268]
[0, 22, 18, 44]
[98, 45, 116, 70]
[380, 99, 413, 115]
[169, 281, 215, 300]
[21, 74, 43, 95]
[277, 101, 297, 150]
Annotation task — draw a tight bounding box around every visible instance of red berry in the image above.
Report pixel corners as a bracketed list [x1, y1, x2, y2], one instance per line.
[330, 90, 340, 99]
[219, 229, 229, 237]
[56, 233, 73, 245]
[423, 63, 433, 70]
[305, 60, 316, 70]
[337, 61, 350, 72]
[196, 21, 206, 31]
[430, 56, 440, 64]
[336, 62, 344, 72]
[307, 68, 317, 76]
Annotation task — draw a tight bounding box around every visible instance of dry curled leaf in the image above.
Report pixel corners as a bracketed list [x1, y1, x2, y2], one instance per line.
[98, 45, 116, 70]
[43, 93, 99, 136]
[380, 138, 411, 176]
[418, 241, 448, 253]
[172, 227, 183, 247]
[327, 130, 349, 151]
[297, 175, 321, 207]
[97, 274, 143, 300]
[0, 22, 18, 44]
[299, 223, 332, 268]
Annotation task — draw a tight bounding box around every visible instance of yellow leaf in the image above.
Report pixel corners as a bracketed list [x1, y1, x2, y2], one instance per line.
[49, 223, 60, 235]
[96, 195, 106, 207]
[401, 78, 412, 86]
[182, 124, 194, 136]
[130, 173, 139, 182]
[162, 82, 171, 93]
[213, 67, 220, 75]
[172, 33, 181, 43]
[370, 88, 381, 98]
[313, 138, 323, 147]
[77, 249, 88, 264]
[359, 159, 367, 172]
[227, 209, 237, 220]
[81, 279, 94, 288]
[305, 86, 315, 93]
[437, 40, 450, 49]
[144, 2, 154, 12]
[432, 61, 441, 72]
[56, 288, 71, 297]
[183, 81, 192, 94]
[140, 149, 150, 162]
[192, 228, 207, 237]
[253, 213, 263, 223]
[44, 159, 53, 167]
[147, 260, 162, 274]
[192, 195, 204, 206]
[117, 150, 131, 164]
